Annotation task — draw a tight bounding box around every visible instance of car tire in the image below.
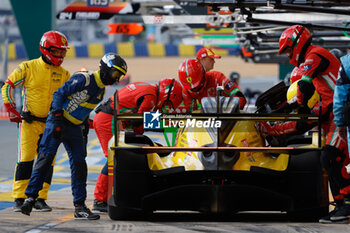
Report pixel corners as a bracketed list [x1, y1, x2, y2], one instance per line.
[287, 206, 329, 222]
[108, 205, 147, 220]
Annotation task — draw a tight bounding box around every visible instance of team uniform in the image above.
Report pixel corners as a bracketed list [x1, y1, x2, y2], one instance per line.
[1, 31, 70, 211]
[92, 79, 182, 213]
[93, 83, 158, 208]
[24, 71, 105, 206]
[21, 53, 128, 220]
[2, 57, 70, 201]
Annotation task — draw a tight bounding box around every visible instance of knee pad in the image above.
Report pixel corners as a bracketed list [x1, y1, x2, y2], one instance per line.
[34, 154, 55, 174]
[15, 161, 34, 180]
[44, 165, 54, 185]
[75, 162, 87, 182]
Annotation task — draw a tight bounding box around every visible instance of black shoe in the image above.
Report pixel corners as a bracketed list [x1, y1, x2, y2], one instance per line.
[92, 199, 107, 213]
[74, 204, 100, 220]
[21, 197, 35, 216]
[319, 210, 349, 224]
[33, 199, 52, 212]
[13, 198, 24, 212]
[330, 202, 350, 221]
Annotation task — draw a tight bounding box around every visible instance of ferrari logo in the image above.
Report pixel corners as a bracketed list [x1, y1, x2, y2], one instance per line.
[61, 37, 66, 45]
[186, 76, 192, 84]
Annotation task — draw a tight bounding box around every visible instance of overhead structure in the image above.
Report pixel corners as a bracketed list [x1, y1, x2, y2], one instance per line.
[196, 0, 350, 64]
[56, 0, 350, 66]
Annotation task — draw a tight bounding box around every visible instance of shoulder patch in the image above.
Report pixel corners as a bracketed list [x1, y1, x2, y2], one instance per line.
[225, 81, 234, 90]
[303, 65, 312, 71]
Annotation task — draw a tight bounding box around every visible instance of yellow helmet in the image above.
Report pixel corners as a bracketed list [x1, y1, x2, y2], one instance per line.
[286, 80, 319, 109]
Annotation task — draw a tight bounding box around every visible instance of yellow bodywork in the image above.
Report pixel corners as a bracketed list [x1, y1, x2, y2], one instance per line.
[110, 120, 294, 172]
[225, 121, 289, 171]
[109, 119, 324, 173]
[158, 120, 290, 172]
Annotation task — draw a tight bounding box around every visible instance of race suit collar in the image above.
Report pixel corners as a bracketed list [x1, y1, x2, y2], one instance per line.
[39, 56, 56, 68]
[93, 70, 106, 88]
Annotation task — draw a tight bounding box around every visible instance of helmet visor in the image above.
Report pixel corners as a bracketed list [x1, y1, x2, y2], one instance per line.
[49, 47, 67, 58]
[111, 69, 125, 82]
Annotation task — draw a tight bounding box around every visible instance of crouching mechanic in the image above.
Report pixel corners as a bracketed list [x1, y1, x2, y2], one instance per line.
[178, 59, 247, 112]
[257, 78, 350, 223]
[20, 53, 128, 220]
[92, 78, 183, 213]
[1, 31, 70, 212]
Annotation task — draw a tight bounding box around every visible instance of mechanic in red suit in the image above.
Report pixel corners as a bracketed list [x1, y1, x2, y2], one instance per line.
[91, 78, 183, 213]
[177, 59, 247, 112]
[260, 25, 350, 223]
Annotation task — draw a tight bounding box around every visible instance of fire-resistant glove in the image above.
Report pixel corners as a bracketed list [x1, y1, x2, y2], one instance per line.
[296, 80, 315, 107]
[4, 103, 22, 123]
[52, 110, 64, 139]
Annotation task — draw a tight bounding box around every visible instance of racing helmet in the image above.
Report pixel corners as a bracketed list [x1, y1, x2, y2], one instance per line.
[99, 53, 127, 85]
[230, 72, 240, 81]
[178, 59, 206, 92]
[40, 31, 69, 66]
[286, 80, 319, 109]
[279, 25, 312, 66]
[157, 78, 183, 111]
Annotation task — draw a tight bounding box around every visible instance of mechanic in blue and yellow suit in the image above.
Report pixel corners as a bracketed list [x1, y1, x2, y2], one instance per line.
[1, 31, 70, 212]
[20, 53, 128, 220]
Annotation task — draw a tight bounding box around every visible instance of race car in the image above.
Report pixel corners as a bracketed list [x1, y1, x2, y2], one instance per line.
[107, 82, 328, 221]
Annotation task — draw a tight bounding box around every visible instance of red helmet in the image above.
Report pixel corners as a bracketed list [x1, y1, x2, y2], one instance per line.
[178, 59, 205, 92]
[278, 25, 312, 66]
[40, 31, 69, 66]
[157, 78, 183, 112]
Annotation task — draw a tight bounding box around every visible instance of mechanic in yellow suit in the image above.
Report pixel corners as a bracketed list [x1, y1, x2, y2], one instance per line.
[1, 31, 70, 212]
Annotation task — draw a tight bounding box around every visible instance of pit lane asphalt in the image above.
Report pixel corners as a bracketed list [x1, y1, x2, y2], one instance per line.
[1, 120, 350, 232]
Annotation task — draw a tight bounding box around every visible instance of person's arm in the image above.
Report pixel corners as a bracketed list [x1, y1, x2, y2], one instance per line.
[333, 64, 350, 140]
[222, 77, 247, 109]
[127, 94, 157, 135]
[137, 95, 157, 113]
[257, 120, 315, 137]
[1, 62, 27, 122]
[334, 65, 350, 125]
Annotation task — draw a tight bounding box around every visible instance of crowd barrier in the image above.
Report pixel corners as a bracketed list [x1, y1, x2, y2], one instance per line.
[2, 42, 241, 60]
